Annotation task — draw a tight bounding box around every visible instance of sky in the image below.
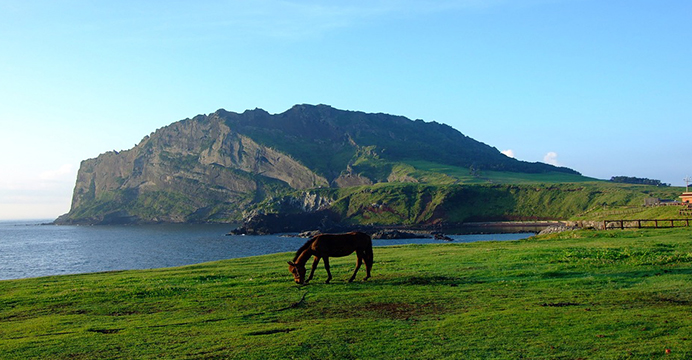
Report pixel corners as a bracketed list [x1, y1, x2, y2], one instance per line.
[1, 0, 690, 220]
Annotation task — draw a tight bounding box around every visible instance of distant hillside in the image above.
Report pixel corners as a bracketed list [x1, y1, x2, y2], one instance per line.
[55, 104, 584, 225]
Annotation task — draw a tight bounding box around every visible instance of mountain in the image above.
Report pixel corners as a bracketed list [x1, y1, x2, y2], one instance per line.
[55, 104, 581, 225]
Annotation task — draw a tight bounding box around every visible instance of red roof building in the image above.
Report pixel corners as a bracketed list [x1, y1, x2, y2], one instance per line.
[680, 192, 692, 203]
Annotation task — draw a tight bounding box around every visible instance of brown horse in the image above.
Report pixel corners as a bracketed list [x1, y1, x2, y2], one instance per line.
[288, 231, 373, 284]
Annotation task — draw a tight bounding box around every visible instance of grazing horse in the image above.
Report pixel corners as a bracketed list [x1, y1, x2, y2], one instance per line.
[288, 231, 373, 284]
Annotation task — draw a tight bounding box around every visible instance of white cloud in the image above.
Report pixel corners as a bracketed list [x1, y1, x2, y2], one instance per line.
[39, 164, 74, 181]
[501, 149, 515, 158]
[0, 164, 76, 191]
[543, 151, 559, 166]
[0, 202, 69, 220]
[0, 163, 77, 219]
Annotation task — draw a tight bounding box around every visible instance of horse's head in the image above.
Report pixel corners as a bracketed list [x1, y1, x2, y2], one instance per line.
[287, 261, 306, 284]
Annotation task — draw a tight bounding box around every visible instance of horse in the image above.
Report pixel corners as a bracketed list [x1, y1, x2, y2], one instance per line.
[288, 231, 373, 284]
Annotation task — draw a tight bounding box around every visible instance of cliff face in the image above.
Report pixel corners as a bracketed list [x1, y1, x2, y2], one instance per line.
[56, 104, 581, 225]
[59, 114, 328, 224]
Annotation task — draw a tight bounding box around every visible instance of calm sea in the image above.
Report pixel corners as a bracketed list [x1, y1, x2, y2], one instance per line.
[0, 220, 532, 281]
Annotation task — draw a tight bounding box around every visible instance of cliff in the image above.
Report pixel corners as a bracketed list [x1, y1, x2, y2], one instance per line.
[57, 112, 328, 224]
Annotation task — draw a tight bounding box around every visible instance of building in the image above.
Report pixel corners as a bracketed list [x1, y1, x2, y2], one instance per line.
[680, 192, 692, 204]
[645, 197, 680, 206]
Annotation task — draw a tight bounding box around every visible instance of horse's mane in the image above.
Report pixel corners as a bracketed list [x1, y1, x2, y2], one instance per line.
[292, 237, 316, 261]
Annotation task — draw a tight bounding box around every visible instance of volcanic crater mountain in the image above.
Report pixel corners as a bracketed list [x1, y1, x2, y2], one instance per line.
[56, 104, 581, 226]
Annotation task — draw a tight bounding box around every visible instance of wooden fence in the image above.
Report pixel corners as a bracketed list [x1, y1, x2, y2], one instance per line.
[680, 206, 692, 216]
[603, 219, 692, 230]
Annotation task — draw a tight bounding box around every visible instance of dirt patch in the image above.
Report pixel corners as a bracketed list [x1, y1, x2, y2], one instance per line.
[392, 275, 473, 286]
[322, 302, 445, 320]
[654, 296, 691, 305]
[368, 303, 422, 320]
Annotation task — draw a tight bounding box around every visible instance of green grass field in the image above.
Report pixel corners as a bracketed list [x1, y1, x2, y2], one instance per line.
[2, 228, 692, 359]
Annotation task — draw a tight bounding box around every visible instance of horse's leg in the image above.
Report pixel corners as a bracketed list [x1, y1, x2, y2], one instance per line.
[349, 253, 363, 283]
[306, 256, 320, 284]
[323, 257, 332, 284]
[363, 247, 373, 281]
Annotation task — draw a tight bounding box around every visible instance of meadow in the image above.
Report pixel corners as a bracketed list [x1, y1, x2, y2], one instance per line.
[1, 228, 691, 359]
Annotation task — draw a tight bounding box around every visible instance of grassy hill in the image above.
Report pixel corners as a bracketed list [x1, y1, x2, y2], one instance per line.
[2, 228, 692, 359]
[397, 160, 592, 185]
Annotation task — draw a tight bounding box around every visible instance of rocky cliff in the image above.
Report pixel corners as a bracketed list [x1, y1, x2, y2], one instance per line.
[56, 104, 581, 225]
[57, 112, 328, 224]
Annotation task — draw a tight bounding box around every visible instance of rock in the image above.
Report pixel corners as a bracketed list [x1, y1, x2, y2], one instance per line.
[538, 224, 579, 235]
[298, 230, 322, 238]
[371, 229, 429, 240]
[332, 172, 373, 188]
[278, 230, 322, 238]
[230, 210, 343, 235]
[431, 231, 453, 241]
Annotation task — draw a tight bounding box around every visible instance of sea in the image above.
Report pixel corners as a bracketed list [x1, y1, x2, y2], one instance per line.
[0, 220, 533, 281]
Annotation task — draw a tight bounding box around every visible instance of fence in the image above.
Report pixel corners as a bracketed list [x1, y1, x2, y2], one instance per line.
[603, 219, 692, 230]
[680, 205, 692, 216]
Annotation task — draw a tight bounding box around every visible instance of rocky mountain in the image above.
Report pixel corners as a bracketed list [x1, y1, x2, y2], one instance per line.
[55, 104, 580, 225]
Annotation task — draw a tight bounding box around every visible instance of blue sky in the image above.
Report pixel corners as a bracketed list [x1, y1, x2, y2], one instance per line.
[1, 0, 690, 220]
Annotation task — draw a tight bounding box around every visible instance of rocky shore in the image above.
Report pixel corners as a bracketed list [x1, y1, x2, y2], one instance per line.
[278, 229, 454, 240]
[228, 210, 562, 237]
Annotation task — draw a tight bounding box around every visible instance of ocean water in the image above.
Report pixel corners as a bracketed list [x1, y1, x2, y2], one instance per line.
[0, 220, 533, 281]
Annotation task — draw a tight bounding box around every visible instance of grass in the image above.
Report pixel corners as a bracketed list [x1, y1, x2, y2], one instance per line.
[2, 228, 692, 359]
[574, 204, 690, 221]
[401, 160, 597, 184]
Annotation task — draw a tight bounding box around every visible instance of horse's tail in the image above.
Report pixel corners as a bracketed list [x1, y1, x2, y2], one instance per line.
[366, 243, 374, 263]
[360, 232, 374, 263]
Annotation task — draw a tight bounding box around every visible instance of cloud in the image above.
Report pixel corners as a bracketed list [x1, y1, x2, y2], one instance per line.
[0, 164, 76, 192]
[39, 164, 74, 181]
[0, 164, 76, 219]
[501, 149, 515, 158]
[543, 152, 559, 166]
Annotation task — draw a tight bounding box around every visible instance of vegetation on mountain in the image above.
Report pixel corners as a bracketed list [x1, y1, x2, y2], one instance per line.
[610, 176, 671, 187]
[220, 105, 579, 178]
